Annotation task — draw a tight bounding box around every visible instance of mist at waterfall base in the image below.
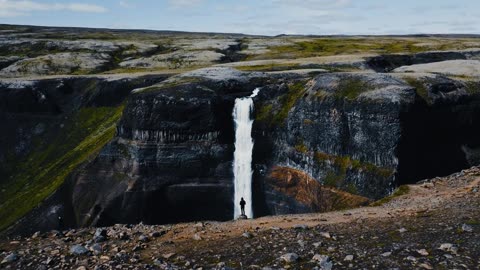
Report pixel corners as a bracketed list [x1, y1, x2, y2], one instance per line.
[232, 88, 259, 219]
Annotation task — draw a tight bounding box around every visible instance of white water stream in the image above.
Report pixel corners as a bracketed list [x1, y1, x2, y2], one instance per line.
[232, 88, 259, 219]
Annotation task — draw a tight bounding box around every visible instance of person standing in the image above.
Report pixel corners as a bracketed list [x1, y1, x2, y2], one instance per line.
[240, 197, 246, 216]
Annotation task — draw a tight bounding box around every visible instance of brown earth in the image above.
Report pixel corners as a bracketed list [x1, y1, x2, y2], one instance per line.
[1, 167, 480, 269]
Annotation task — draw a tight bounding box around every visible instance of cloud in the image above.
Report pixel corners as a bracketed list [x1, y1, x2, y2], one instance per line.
[0, 0, 107, 17]
[168, 0, 203, 9]
[215, 4, 249, 13]
[119, 1, 133, 8]
[273, 0, 351, 9]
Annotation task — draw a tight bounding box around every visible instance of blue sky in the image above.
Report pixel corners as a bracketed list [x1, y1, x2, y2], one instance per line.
[1, 0, 479, 35]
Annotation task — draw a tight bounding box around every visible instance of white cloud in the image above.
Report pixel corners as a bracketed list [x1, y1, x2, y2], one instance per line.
[273, 0, 351, 9]
[119, 1, 133, 8]
[0, 0, 107, 17]
[168, 0, 203, 9]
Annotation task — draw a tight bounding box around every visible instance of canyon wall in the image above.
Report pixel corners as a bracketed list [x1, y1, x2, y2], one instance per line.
[3, 68, 480, 235]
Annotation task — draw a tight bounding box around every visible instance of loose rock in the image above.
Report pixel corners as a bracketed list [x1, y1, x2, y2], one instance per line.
[1, 253, 18, 264]
[280, 253, 299, 263]
[70, 245, 89, 256]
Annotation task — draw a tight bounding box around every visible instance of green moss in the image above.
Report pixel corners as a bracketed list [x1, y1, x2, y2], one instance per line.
[0, 41, 93, 58]
[370, 185, 410, 206]
[303, 119, 314, 125]
[324, 171, 344, 187]
[334, 78, 369, 100]
[314, 151, 395, 182]
[294, 140, 308, 153]
[255, 81, 307, 127]
[0, 106, 124, 232]
[255, 104, 274, 123]
[137, 77, 202, 93]
[251, 37, 480, 60]
[314, 151, 330, 162]
[465, 81, 480, 95]
[465, 219, 480, 225]
[236, 63, 298, 72]
[272, 81, 307, 126]
[298, 144, 372, 195]
[258, 38, 429, 59]
[404, 77, 430, 103]
[346, 182, 358, 194]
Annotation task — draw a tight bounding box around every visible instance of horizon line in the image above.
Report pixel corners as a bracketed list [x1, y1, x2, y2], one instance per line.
[2, 23, 480, 38]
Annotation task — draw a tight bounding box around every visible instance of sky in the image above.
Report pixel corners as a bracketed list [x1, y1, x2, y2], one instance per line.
[1, 0, 480, 36]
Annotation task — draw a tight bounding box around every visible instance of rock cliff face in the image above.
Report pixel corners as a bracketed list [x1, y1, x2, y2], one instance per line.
[252, 73, 414, 211]
[4, 67, 480, 235]
[253, 73, 480, 215]
[0, 74, 168, 233]
[55, 69, 273, 229]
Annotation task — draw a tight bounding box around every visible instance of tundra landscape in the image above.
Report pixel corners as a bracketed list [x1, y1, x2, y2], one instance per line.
[1, 4, 480, 269]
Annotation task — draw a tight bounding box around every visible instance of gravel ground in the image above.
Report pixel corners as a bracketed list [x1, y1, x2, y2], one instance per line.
[1, 167, 479, 270]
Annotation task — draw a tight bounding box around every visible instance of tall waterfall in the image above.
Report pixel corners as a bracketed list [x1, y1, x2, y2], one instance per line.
[232, 88, 259, 219]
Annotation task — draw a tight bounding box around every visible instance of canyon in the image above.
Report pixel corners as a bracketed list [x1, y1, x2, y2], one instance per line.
[0, 25, 480, 238]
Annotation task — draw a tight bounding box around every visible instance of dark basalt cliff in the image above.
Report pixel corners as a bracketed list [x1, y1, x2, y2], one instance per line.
[0, 75, 169, 233]
[70, 78, 265, 227]
[253, 73, 480, 215]
[3, 67, 480, 235]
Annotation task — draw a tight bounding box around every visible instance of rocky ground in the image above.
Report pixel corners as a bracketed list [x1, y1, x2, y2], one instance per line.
[1, 167, 479, 270]
[2, 25, 480, 79]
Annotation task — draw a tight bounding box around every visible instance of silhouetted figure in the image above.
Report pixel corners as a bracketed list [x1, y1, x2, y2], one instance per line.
[240, 197, 246, 216]
[58, 216, 64, 230]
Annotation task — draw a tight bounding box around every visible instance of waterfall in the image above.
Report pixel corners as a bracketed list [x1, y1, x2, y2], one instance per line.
[232, 88, 259, 219]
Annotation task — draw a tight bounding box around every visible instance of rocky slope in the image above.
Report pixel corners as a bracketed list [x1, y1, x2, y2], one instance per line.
[1, 166, 479, 269]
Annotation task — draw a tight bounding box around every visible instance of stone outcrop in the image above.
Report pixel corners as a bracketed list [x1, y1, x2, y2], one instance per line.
[366, 49, 480, 72]
[393, 59, 480, 77]
[0, 53, 111, 77]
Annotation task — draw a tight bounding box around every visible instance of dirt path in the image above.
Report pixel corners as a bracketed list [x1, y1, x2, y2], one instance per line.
[161, 168, 480, 243]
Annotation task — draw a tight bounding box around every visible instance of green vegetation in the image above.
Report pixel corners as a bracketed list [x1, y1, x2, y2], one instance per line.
[0, 41, 92, 58]
[255, 81, 307, 127]
[294, 140, 308, 153]
[0, 106, 124, 232]
[334, 77, 369, 100]
[404, 77, 430, 103]
[465, 81, 480, 95]
[236, 62, 359, 73]
[308, 77, 371, 101]
[370, 185, 410, 206]
[255, 104, 274, 123]
[236, 63, 299, 72]
[137, 77, 202, 93]
[249, 37, 480, 60]
[314, 151, 394, 191]
[303, 119, 314, 125]
[465, 219, 480, 225]
[324, 171, 344, 187]
[274, 81, 307, 126]
[314, 151, 394, 179]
